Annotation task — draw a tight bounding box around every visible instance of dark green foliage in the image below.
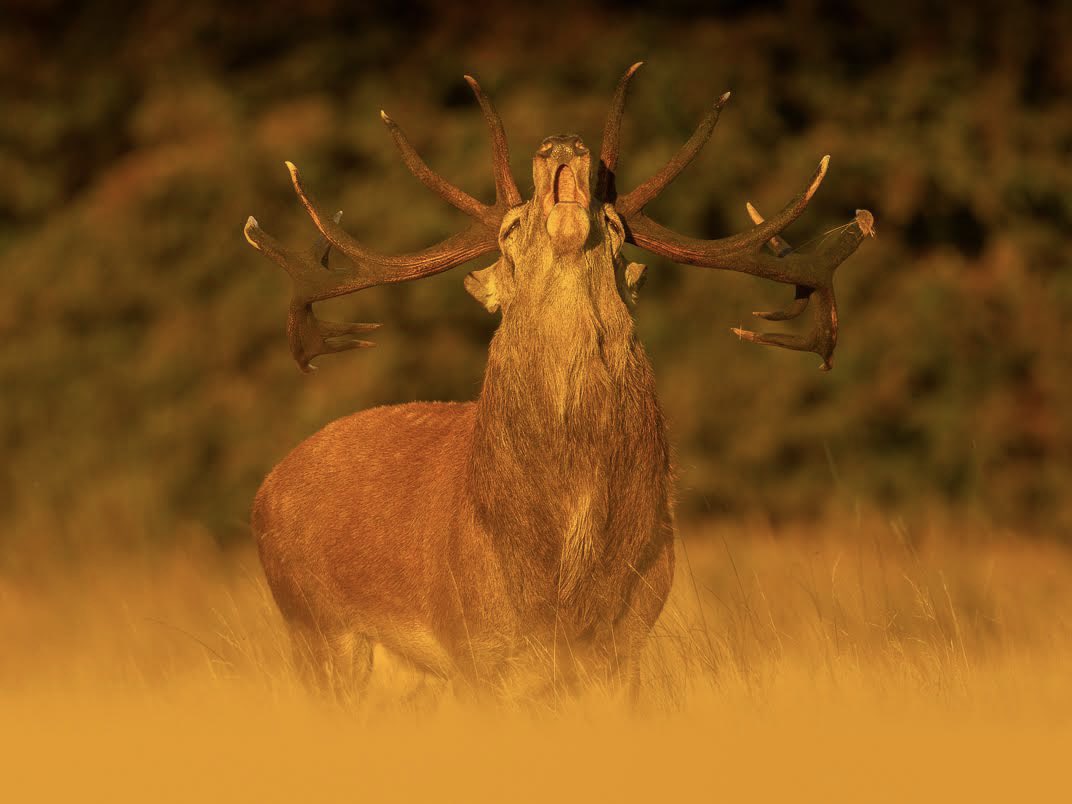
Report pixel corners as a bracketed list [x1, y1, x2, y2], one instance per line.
[2, 0, 1069, 544]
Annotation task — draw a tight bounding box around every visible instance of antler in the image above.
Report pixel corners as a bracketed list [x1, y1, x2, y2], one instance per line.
[244, 75, 520, 372]
[601, 63, 875, 370]
[595, 61, 643, 203]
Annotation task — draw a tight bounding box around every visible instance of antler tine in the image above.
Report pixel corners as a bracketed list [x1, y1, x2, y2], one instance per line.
[730, 202, 837, 369]
[285, 161, 495, 284]
[244, 214, 383, 371]
[464, 75, 522, 208]
[742, 200, 811, 321]
[623, 155, 835, 280]
[745, 201, 794, 258]
[379, 110, 495, 226]
[630, 206, 875, 370]
[310, 209, 343, 268]
[596, 61, 644, 202]
[616, 90, 732, 218]
[244, 158, 500, 372]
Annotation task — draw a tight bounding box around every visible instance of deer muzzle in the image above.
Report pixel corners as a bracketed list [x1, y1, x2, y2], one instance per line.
[534, 135, 592, 255]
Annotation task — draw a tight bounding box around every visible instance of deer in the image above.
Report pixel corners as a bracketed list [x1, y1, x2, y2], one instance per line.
[243, 64, 874, 702]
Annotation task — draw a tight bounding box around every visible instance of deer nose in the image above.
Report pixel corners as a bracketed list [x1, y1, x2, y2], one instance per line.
[533, 135, 592, 223]
[536, 135, 589, 163]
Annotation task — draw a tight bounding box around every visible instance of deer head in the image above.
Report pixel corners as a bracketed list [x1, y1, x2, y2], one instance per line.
[244, 64, 874, 372]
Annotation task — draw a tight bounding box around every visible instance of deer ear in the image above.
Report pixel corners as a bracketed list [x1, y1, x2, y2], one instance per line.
[464, 257, 514, 313]
[625, 261, 647, 304]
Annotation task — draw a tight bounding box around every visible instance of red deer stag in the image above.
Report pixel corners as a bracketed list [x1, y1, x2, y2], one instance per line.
[244, 65, 873, 700]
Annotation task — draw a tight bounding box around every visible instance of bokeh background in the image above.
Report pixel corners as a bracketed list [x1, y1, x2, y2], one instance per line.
[2, 0, 1070, 557]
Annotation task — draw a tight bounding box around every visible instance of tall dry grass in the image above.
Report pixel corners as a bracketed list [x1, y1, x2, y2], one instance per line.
[2, 515, 1070, 802]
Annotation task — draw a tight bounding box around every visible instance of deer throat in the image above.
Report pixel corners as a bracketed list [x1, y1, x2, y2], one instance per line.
[545, 165, 590, 254]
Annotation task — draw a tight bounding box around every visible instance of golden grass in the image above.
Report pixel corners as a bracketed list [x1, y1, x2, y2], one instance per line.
[3, 516, 1071, 802]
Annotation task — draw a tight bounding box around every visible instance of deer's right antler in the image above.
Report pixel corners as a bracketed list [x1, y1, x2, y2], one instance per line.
[599, 63, 875, 370]
[244, 76, 520, 372]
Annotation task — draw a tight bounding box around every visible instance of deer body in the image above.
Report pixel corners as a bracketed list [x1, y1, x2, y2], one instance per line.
[244, 66, 872, 699]
[254, 158, 674, 693]
[254, 335, 674, 693]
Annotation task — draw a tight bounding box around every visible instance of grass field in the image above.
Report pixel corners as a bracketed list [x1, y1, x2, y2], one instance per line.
[3, 515, 1070, 802]
[4, 4, 1070, 801]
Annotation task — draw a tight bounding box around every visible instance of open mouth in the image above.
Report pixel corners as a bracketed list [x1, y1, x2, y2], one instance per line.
[553, 164, 580, 205]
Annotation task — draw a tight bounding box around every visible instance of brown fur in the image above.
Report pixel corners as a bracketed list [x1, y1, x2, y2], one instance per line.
[253, 143, 675, 700]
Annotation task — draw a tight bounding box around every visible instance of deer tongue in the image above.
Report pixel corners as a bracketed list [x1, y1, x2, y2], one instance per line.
[554, 164, 578, 203]
[546, 165, 589, 253]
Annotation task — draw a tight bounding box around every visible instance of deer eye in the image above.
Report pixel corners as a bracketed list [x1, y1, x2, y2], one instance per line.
[499, 208, 524, 244]
[604, 214, 623, 238]
[501, 218, 521, 240]
[603, 207, 625, 247]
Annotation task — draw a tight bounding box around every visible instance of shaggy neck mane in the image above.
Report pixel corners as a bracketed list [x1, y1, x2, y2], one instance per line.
[467, 257, 670, 624]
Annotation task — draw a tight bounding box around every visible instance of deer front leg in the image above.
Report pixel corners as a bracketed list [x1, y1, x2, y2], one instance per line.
[611, 535, 675, 701]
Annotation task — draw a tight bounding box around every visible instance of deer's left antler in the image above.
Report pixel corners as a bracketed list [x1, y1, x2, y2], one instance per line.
[244, 76, 519, 372]
[599, 64, 875, 370]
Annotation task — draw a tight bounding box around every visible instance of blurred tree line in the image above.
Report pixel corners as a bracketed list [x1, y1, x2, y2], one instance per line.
[1, 0, 1069, 548]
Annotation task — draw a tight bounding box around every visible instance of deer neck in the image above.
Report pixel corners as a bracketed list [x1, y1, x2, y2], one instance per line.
[477, 250, 646, 430]
[467, 254, 669, 618]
